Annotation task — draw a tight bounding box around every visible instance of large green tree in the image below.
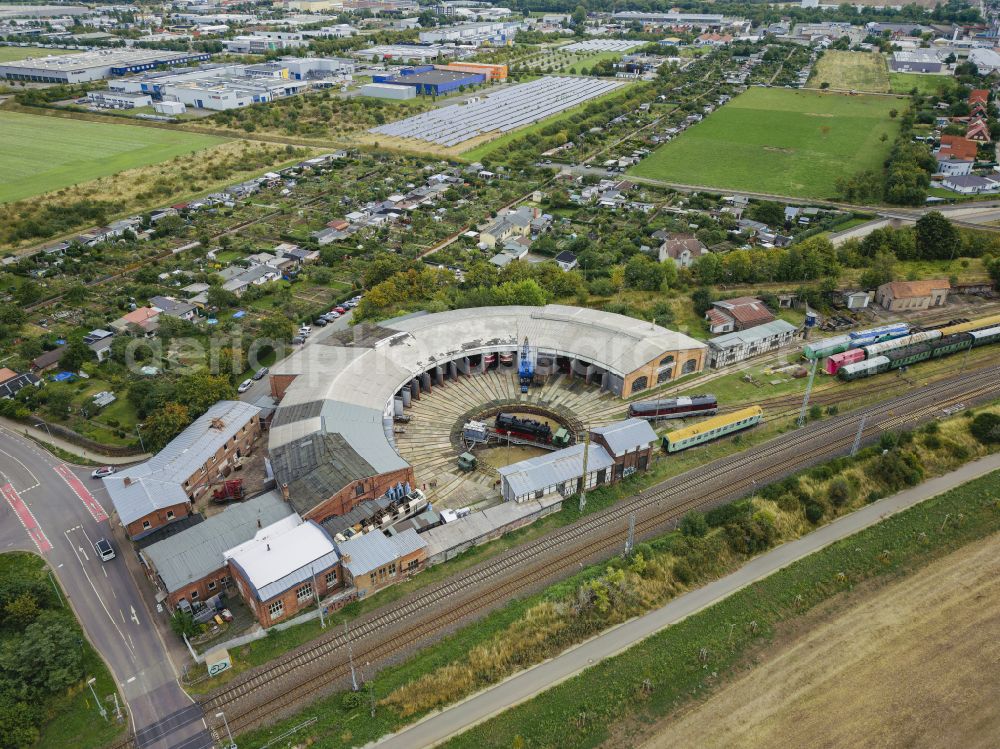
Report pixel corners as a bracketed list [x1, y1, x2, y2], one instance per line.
[915, 211, 960, 260]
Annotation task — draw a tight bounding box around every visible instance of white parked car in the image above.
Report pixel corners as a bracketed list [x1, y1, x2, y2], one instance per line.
[91, 466, 116, 479]
[237, 379, 254, 393]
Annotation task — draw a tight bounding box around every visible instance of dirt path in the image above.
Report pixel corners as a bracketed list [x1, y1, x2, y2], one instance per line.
[636, 531, 1000, 749]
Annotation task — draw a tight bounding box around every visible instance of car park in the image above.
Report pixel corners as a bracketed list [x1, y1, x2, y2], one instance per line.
[91, 466, 117, 479]
[94, 538, 116, 562]
[253, 367, 269, 380]
[237, 379, 254, 393]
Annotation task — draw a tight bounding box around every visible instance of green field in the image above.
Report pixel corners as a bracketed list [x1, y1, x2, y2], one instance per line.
[809, 50, 890, 92]
[0, 46, 78, 62]
[0, 110, 227, 203]
[889, 72, 956, 95]
[629, 88, 901, 200]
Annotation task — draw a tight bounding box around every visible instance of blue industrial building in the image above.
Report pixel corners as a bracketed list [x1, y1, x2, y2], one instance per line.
[372, 66, 485, 95]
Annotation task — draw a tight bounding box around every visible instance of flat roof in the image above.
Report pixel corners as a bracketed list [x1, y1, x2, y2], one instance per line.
[226, 518, 338, 601]
[393, 69, 480, 84]
[0, 48, 201, 72]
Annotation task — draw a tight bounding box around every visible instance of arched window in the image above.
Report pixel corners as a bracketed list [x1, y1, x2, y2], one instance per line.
[659, 354, 675, 367]
[657, 367, 673, 384]
[682, 359, 698, 375]
[631, 376, 648, 394]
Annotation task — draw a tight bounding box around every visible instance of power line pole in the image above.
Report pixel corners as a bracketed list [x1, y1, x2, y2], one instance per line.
[311, 566, 325, 629]
[851, 413, 868, 457]
[578, 428, 590, 513]
[797, 357, 818, 428]
[345, 622, 358, 691]
[624, 512, 635, 557]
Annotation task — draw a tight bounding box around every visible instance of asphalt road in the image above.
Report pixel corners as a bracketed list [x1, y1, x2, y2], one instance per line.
[237, 309, 354, 405]
[371, 452, 1000, 749]
[0, 427, 211, 749]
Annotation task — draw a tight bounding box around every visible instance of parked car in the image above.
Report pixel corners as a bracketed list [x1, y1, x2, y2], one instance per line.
[292, 335, 306, 344]
[299, 325, 312, 335]
[237, 379, 254, 393]
[333, 307, 346, 315]
[327, 310, 341, 319]
[94, 538, 115, 562]
[91, 466, 116, 479]
[253, 367, 269, 380]
[314, 317, 328, 326]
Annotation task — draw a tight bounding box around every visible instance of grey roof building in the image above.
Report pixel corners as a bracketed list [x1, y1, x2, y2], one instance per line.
[707, 319, 798, 368]
[499, 442, 616, 503]
[103, 401, 262, 532]
[590, 418, 657, 457]
[336, 527, 426, 579]
[142, 491, 293, 599]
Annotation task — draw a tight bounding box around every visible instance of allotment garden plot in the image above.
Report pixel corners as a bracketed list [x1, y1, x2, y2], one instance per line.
[629, 88, 901, 200]
[370, 76, 624, 151]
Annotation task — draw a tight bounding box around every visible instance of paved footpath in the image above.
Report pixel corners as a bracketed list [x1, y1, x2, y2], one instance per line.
[371, 452, 1000, 749]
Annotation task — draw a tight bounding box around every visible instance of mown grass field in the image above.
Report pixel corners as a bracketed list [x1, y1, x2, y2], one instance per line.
[809, 50, 889, 92]
[0, 110, 227, 203]
[629, 88, 901, 199]
[0, 46, 78, 62]
[889, 71, 956, 95]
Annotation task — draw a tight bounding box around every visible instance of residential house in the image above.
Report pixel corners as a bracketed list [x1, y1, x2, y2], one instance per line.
[937, 134, 979, 161]
[658, 234, 708, 268]
[554, 251, 578, 271]
[0, 369, 40, 399]
[969, 88, 989, 115]
[936, 155, 974, 176]
[103, 401, 262, 539]
[875, 279, 950, 311]
[478, 206, 538, 248]
[966, 118, 990, 143]
[31, 346, 67, 373]
[149, 296, 196, 321]
[110, 307, 161, 335]
[942, 174, 1000, 194]
[707, 319, 798, 368]
[221, 265, 281, 296]
[705, 297, 775, 334]
[84, 329, 115, 362]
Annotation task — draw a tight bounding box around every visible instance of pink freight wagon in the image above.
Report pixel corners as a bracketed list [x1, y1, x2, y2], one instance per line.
[825, 348, 864, 375]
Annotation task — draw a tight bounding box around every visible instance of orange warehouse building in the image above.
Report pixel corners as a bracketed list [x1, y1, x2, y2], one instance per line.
[435, 62, 507, 81]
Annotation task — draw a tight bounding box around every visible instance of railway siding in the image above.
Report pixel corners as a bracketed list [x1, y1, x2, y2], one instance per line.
[199, 366, 1000, 738]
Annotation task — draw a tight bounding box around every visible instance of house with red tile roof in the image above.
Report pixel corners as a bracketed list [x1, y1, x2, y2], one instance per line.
[705, 297, 775, 334]
[937, 134, 979, 161]
[966, 118, 991, 143]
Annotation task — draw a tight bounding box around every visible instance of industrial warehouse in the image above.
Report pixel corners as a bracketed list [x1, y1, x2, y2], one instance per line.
[0, 48, 211, 83]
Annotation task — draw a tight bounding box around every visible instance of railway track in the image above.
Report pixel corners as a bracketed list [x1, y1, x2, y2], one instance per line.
[195, 365, 1000, 742]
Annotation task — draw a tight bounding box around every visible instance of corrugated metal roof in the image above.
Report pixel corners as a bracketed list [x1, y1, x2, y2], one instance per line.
[143, 491, 293, 593]
[103, 400, 260, 526]
[590, 418, 657, 456]
[498, 442, 615, 499]
[336, 527, 426, 578]
[708, 319, 798, 350]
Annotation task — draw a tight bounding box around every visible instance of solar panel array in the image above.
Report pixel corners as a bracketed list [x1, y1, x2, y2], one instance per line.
[560, 40, 645, 52]
[370, 76, 625, 148]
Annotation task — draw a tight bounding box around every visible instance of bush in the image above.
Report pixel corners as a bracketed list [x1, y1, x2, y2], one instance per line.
[705, 502, 747, 528]
[679, 511, 708, 538]
[805, 502, 824, 524]
[827, 477, 851, 507]
[970, 412, 1000, 444]
[672, 559, 693, 584]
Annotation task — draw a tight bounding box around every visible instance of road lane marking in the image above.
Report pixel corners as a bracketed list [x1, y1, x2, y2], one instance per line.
[0, 446, 39, 487]
[63, 529, 135, 660]
[54, 464, 108, 522]
[2, 483, 53, 553]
